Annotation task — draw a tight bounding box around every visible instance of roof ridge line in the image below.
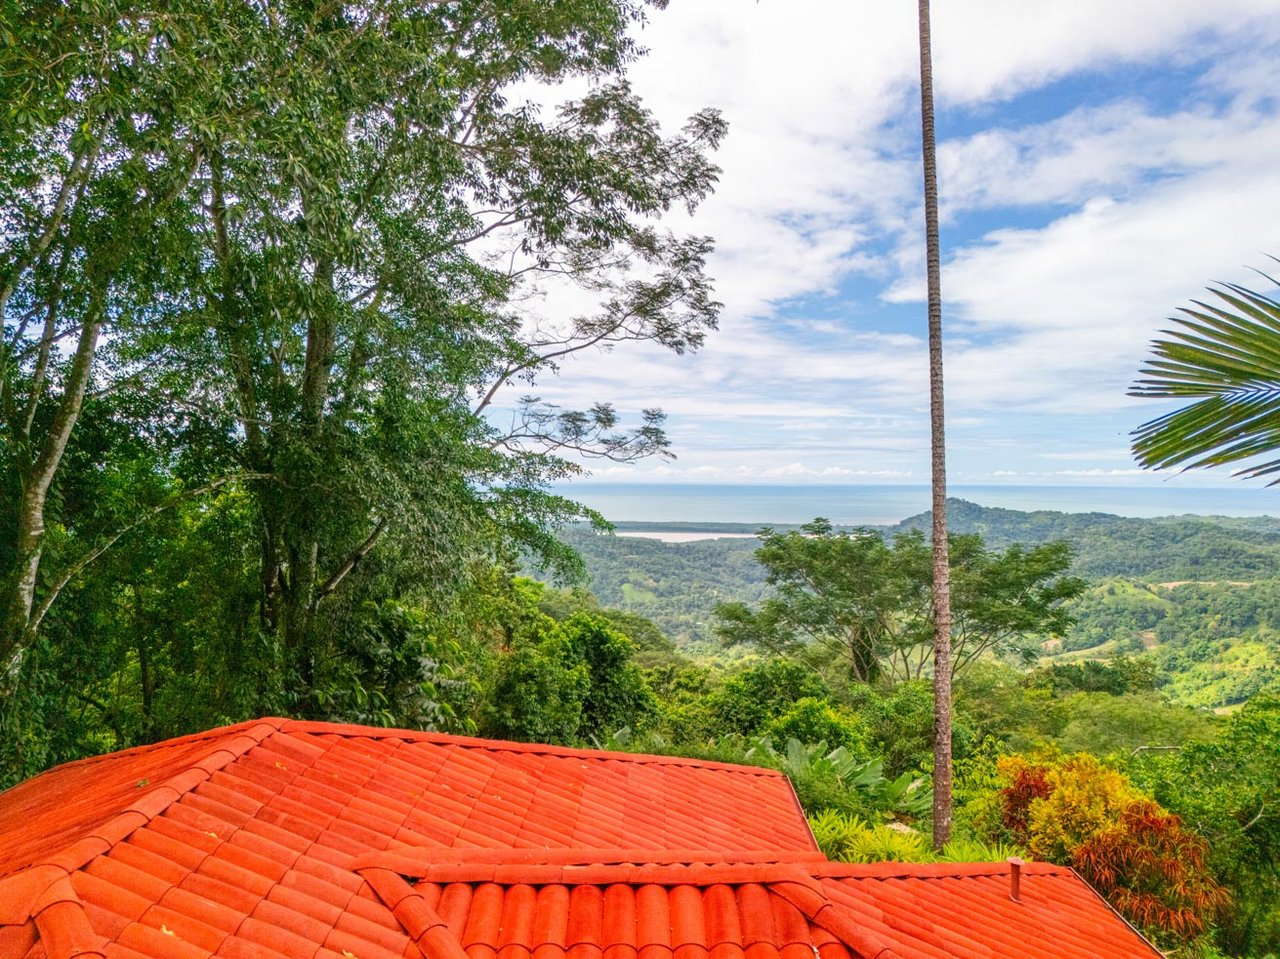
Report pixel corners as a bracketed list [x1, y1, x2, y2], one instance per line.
[278, 719, 788, 775]
[22, 717, 287, 775]
[783, 769, 821, 852]
[5, 719, 280, 882]
[354, 847, 830, 873]
[770, 873, 905, 959]
[385, 861, 828, 888]
[1066, 865, 1167, 959]
[358, 865, 466, 959]
[811, 860, 1069, 881]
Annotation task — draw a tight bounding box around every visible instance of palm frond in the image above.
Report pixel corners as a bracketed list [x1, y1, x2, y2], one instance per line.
[1131, 281, 1280, 482]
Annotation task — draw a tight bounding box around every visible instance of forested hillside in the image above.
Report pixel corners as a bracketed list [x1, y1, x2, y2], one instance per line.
[561, 500, 1280, 707]
[557, 529, 768, 647]
[901, 499, 1280, 580]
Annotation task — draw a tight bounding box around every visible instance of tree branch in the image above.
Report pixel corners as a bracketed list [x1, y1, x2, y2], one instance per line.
[314, 517, 389, 604]
[1242, 802, 1269, 832]
[28, 473, 270, 633]
[0, 133, 98, 320]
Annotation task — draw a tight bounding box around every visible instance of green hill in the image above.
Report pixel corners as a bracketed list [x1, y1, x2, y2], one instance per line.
[554, 499, 1280, 705]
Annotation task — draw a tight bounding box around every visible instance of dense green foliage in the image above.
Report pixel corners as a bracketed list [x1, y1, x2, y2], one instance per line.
[1131, 696, 1280, 955]
[3, 4, 1280, 954]
[2, 0, 721, 773]
[559, 501, 1280, 708]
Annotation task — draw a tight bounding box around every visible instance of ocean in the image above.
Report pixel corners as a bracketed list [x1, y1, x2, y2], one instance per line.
[553, 483, 1280, 527]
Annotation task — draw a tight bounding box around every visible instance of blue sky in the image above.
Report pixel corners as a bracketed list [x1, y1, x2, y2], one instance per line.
[502, 1, 1280, 489]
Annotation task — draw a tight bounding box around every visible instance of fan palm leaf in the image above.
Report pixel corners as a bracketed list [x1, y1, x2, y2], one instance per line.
[1131, 280, 1280, 483]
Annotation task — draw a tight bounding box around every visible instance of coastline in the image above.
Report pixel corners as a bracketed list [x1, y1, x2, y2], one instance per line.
[559, 482, 1280, 527]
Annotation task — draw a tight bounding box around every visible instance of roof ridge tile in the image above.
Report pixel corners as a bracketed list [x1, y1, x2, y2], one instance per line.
[354, 848, 826, 875]
[0, 864, 67, 924]
[34, 838, 111, 875]
[0, 867, 111, 959]
[33, 897, 107, 959]
[812, 860, 1067, 881]
[769, 875, 902, 959]
[277, 720, 788, 776]
[15, 719, 284, 777]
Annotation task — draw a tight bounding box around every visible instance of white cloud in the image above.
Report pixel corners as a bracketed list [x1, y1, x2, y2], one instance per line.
[497, 2, 1280, 484]
[931, 0, 1280, 103]
[1038, 449, 1133, 461]
[1053, 468, 1150, 477]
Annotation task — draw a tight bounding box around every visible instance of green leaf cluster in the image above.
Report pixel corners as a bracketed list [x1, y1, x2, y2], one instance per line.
[714, 521, 1084, 683]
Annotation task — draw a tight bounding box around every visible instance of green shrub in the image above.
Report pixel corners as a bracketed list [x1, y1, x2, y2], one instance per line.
[704, 658, 829, 737]
[810, 809, 930, 863]
[766, 697, 868, 755]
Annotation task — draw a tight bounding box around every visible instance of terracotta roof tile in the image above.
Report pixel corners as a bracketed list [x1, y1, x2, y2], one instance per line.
[0, 719, 1163, 959]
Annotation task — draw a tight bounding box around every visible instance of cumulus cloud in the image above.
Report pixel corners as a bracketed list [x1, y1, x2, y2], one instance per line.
[497, 1, 1280, 485]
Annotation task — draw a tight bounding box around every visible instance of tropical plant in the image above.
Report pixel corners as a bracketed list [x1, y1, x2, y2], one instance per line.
[1132, 275, 1280, 481]
[935, 836, 1026, 863]
[746, 736, 933, 821]
[989, 751, 1229, 948]
[810, 809, 932, 863]
[811, 808, 1024, 865]
[1074, 799, 1230, 945]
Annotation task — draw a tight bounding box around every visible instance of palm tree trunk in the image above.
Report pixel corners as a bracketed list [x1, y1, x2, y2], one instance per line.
[917, 0, 953, 851]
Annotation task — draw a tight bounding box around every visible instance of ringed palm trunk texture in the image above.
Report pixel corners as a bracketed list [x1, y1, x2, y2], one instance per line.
[917, 0, 953, 850]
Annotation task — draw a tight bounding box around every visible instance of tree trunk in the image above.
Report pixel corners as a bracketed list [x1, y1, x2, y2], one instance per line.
[1, 141, 200, 678]
[1, 312, 104, 677]
[917, 0, 953, 851]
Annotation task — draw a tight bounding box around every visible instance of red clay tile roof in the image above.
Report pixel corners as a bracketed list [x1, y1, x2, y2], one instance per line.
[0, 718, 1164, 959]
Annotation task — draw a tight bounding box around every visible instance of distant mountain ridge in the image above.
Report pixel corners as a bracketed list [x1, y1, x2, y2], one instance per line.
[564, 499, 1280, 653]
[608, 498, 1280, 581]
[891, 499, 1280, 581]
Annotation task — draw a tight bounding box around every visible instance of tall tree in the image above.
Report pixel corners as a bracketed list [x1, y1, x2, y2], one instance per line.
[713, 521, 929, 683]
[1, 1, 218, 678]
[916, 0, 953, 849]
[713, 523, 1081, 685]
[160, 0, 722, 699]
[1, 1, 724, 703]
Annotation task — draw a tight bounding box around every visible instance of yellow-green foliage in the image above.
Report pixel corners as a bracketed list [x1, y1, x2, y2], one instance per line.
[810, 809, 1024, 865]
[1164, 639, 1278, 708]
[1009, 753, 1139, 861]
[988, 750, 1230, 948]
[935, 837, 1027, 863]
[810, 810, 930, 863]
